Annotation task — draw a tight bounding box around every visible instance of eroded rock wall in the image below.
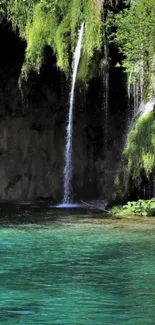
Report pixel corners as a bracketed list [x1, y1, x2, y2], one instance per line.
[0, 23, 127, 202]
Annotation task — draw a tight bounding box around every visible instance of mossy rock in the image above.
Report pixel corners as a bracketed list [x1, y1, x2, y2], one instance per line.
[115, 110, 155, 200]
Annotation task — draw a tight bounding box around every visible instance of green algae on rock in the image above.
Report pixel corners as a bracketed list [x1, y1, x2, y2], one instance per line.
[115, 109, 155, 200]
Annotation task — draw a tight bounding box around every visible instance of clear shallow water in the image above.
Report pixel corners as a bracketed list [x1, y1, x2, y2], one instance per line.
[0, 208, 155, 324]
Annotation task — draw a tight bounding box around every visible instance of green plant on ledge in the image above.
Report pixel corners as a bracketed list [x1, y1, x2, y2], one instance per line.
[114, 110, 155, 200]
[111, 199, 155, 217]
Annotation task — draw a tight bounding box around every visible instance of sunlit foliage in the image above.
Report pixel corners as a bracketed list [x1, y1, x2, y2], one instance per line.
[114, 0, 155, 79]
[111, 198, 155, 216]
[115, 110, 155, 198]
[0, 0, 106, 78]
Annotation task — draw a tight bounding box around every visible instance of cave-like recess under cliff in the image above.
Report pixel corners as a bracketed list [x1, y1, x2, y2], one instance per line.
[0, 22, 127, 202]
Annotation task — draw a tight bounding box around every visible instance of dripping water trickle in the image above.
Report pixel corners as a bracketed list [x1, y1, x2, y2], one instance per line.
[63, 22, 84, 204]
[102, 12, 109, 196]
[103, 26, 109, 157]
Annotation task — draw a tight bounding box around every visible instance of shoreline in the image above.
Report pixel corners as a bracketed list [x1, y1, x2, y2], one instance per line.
[0, 200, 154, 228]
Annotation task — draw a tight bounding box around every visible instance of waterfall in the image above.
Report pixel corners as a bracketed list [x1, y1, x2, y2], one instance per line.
[125, 62, 151, 148]
[127, 61, 144, 122]
[127, 58, 155, 121]
[63, 22, 84, 204]
[126, 50, 155, 198]
[103, 25, 109, 157]
[102, 11, 109, 198]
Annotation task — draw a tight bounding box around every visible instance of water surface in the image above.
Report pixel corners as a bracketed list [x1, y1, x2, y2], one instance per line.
[0, 207, 155, 324]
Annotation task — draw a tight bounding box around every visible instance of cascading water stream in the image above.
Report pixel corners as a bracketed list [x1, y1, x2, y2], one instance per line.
[125, 61, 145, 148]
[128, 61, 144, 122]
[103, 24, 109, 158]
[125, 59, 154, 149]
[102, 12, 109, 197]
[63, 22, 84, 204]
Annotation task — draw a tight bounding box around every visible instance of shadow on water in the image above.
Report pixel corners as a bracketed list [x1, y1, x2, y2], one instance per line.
[0, 201, 109, 226]
[0, 303, 41, 322]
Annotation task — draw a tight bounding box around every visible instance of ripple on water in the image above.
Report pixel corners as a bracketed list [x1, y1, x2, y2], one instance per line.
[0, 212, 155, 325]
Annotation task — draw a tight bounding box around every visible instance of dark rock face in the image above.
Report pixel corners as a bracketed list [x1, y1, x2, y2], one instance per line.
[0, 23, 127, 202]
[0, 70, 65, 201]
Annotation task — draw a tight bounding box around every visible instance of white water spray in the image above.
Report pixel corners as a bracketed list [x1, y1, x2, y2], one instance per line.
[128, 61, 144, 121]
[63, 22, 84, 204]
[139, 101, 155, 117]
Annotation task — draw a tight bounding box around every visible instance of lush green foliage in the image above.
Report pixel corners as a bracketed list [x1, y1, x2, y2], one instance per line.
[0, 0, 106, 78]
[1, 0, 155, 83]
[114, 0, 155, 85]
[111, 199, 155, 216]
[115, 110, 155, 198]
[0, 0, 6, 22]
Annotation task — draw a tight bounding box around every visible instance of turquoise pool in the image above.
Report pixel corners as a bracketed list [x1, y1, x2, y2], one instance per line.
[0, 207, 155, 324]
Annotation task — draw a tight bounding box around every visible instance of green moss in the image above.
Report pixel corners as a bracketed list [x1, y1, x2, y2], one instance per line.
[143, 72, 152, 102]
[22, 2, 58, 78]
[54, 12, 71, 72]
[76, 51, 101, 81]
[70, 0, 82, 49]
[115, 110, 155, 199]
[83, 0, 103, 60]
[76, 52, 89, 80]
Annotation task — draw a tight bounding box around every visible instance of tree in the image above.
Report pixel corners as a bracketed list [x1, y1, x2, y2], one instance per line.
[114, 0, 155, 94]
